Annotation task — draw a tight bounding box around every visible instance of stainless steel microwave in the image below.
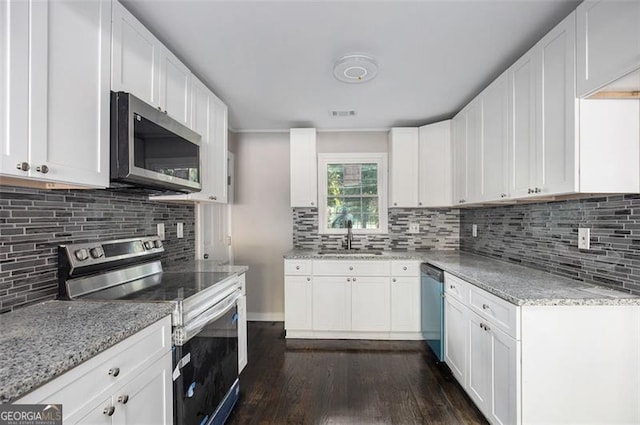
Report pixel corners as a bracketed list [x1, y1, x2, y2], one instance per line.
[110, 91, 202, 192]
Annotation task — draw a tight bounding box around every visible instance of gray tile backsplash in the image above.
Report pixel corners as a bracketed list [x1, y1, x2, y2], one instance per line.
[293, 207, 460, 251]
[0, 186, 195, 313]
[460, 195, 640, 296]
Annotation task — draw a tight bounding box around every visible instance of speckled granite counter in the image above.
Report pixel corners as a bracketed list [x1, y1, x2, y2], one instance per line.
[164, 261, 249, 275]
[284, 249, 640, 306]
[0, 301, 174, 404]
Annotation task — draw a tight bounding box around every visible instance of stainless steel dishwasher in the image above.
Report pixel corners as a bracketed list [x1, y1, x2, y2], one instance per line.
[421, 263, 444, 361]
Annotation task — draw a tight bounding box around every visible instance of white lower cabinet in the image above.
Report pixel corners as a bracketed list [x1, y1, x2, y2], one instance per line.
[237, 274, 248, 373]
[444, 272, 640, 425]
[18, 316, 173, 424]
[284, 259, 421, 339]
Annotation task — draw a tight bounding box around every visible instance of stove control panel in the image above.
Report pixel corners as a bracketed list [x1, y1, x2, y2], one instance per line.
[61, 236, 164, 271]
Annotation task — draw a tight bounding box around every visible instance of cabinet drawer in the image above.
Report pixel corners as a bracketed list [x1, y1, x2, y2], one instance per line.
[18, 316, 171, 418]
[469, 286, 519, 339]
[391, 260, 420, 276]
[284, 259, 312, 275]
[313, 260, 390, 276]
[444, 273, 470, 304]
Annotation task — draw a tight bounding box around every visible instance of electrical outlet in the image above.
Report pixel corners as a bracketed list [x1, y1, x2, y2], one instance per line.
[408, 222, 420, 234]
[157, 223, 165, 240]
[472, 224, 478, 237]
[578, 228, 590, 250]
[177, 222, 184, 239]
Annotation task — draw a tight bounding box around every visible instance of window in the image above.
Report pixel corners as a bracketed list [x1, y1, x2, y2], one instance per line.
[318, 153, 388, 234]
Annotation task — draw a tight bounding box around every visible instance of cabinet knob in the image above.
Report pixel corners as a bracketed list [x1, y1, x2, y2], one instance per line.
[209, 196, 217, 200]
[485, 324, 491, 331]
[459, 199, 466, 204]
[528, 188, 533, 194]
[534, 187, 541, 193]
[450, 284, 455, 289]
[418, 202, 422, 206]
[349, 266, 353, 271]
[295, 266, 300, 270]
[394, 202, 397, 206]
[500, 193, 506, 198]
[306, 277, 310, 282]
[353, 277, 357, 282]
[36, 164, 49, 174]
[392, 278, 396, 282]
[117, 395, 129, 404]
[310, 202, 314, 206]
[108, 367, 120, 377]
[403, 266, 407, 271]
[157, 106, 162, 111]
[347, 278, 351, 282]
[103, 406, 115, 416]
[16, 162, 30, 171]
[482, 303, 490, 310]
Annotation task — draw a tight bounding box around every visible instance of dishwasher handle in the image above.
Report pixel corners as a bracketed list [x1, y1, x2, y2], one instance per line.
[420, 263, 444, 282]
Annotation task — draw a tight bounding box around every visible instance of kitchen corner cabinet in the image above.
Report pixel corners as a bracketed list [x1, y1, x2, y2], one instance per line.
[388, 123, 452, 208]
[452, 99, 481, 205]
[284, 258, 422, 339]
[17, 316, 173, 425]
[112, 1, 191, 128]
[1, 0, 110, 188]
[443, 272, 640, 425]
[290, 128, 318, 207]
[151, 77, 229, 203]
[576, 0, 640, 97]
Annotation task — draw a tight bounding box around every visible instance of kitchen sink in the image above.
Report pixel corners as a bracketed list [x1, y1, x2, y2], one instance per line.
[316, 250, 384, 256]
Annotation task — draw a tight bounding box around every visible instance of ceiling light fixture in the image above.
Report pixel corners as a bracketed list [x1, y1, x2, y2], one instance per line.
[333, 54, 378, 84]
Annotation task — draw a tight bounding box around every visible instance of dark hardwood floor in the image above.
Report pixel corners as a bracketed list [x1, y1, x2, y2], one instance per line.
[226, 322, 488, 425]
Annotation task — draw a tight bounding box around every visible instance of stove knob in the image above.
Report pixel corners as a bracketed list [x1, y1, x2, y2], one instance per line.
[74, 249, 89, 261]
[90, 247, 104, 259]
[144, 241, 153, 250]
[154, 240, 163, 248]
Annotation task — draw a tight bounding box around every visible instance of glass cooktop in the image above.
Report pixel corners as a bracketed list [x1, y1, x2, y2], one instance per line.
[79, 271, 235, 302]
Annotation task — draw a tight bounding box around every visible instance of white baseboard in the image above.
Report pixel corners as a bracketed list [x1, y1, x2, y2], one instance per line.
[247, 312, 284, 322]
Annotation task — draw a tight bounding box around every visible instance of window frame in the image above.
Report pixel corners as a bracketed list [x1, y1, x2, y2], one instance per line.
[317, 152, 388, 235]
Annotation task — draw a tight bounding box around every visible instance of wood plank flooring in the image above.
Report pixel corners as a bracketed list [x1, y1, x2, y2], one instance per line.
[226, 322, 488, 425]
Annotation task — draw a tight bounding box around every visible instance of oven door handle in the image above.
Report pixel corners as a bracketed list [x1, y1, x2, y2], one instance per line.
[173, 289, 240, 345]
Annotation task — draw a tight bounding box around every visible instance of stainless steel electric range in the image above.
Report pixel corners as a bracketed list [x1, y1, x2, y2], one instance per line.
[58, 236, 245, 425]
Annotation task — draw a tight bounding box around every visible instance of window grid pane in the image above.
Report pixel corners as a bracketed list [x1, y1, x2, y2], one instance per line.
[326, 161, 379, 230]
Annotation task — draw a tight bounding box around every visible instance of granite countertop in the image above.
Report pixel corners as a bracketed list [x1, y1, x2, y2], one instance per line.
[164, 260, 249, 275]
[284, 249, 640, 307]
[0, 301, 174, 404]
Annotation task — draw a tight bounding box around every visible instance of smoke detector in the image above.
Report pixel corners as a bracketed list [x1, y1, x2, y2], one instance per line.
[333, 54, 378, 84]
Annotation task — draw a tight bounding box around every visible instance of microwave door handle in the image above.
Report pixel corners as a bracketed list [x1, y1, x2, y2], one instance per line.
[175, 290, 240, 344]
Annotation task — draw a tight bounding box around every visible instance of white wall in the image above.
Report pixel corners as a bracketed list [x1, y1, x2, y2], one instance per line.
[231, 132, 291, 321]
[317, 131, 387, 153]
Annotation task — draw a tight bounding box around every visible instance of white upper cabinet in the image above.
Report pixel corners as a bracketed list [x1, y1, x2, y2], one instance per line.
[388, 128, 419, 207]
[1, 0, 110, 188]
[290, 128, 318, 207]
[576, 0, 640, 97]
[480, 71, 509, 201]
[151, 77, 228, 203]
[452, 112, 467, 205]
[464, 99, 482, 203]
[388, 123, 452, 208]
[112, 1, 191, 127]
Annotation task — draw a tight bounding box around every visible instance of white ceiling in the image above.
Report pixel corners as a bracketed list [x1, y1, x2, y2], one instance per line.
[121, 0, 581, 132]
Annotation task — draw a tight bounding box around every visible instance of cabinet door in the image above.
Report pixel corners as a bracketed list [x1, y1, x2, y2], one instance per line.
[0, 0, 29, 178]
[577, 0, 640, 96]
[313, 277, 350, 331]
[159, 48, 191, 127]
[481, 71, 509, 201]
[114, 351, 172, 425]
[351, 277, 390, 332]
[509, 52, 537, 198]
[465, 100, 482, 203]
[66, 396, 113, 425]
[451, 112, 467, 205]
[238, 295, 248, 373]
[536, 12, 576, 195]
[284, 276, 313, 331]
[489, 326, 519, 425]
[467, 312, 491, 416]
[209, 97, 229, 203]
[418, 121, 452, 207]
[31, 0, 110, 187]
[111, 1, 160, 108]
[388, 127, 419, 207]
[390, 277, 420, 332]
[290, 128, 317, 207]
[444, 296, 467, 386]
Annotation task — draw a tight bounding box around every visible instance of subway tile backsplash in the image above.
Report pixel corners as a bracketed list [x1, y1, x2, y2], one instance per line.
[0, 186, 195, 313]
[293, 207, 460, 251]
[460, 194, 640, 296]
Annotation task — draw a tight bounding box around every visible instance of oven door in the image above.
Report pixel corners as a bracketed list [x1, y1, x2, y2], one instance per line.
[173, 290, 240, 425]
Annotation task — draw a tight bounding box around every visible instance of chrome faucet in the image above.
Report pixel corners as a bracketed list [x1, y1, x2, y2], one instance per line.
[346, 220, 353, 250]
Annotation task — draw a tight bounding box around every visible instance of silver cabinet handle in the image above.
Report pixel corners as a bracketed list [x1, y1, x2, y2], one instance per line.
[117, 395, 129, 404]
[108, 367, 120, 377]
[16, 162, 30, 171]
[103, 406, 115, 416]
[36, 165, 49, 174]
[209, 196, 217, 200]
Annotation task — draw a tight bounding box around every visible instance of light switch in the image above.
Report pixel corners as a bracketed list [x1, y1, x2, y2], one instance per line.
[472, 224, 478, 237]
[408, 222, 420, 234]
[578, 228, 590, 250]
[157, 223, 165, 240]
